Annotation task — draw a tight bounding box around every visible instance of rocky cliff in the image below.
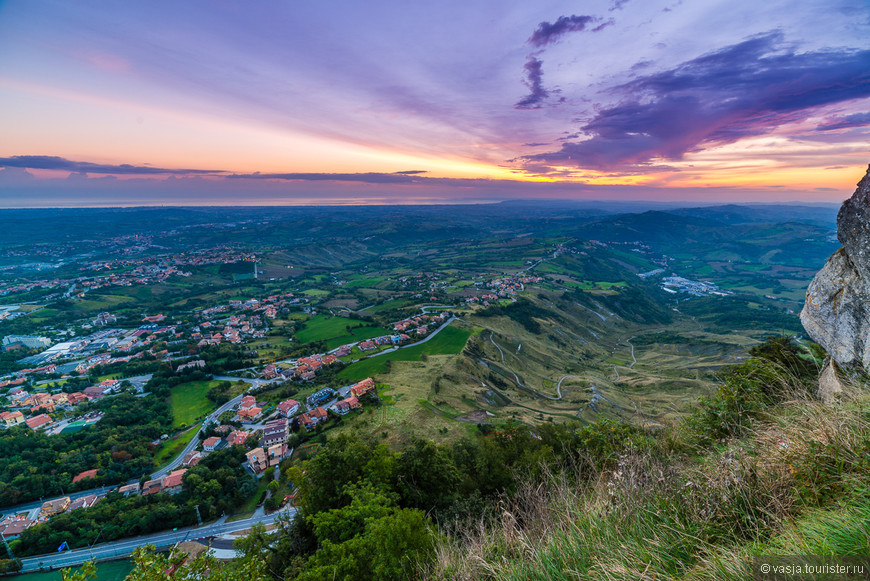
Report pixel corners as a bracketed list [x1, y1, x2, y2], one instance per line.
[801, 164, 870, 370]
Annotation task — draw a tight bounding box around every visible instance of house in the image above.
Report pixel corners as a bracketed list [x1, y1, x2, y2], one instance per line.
[40, 496, 71, 518]
[83, 385, 110, 398]
[99, 379, 120, 391]
[300, 371, 316, 381]
[246, 447, 268, 473]
[30, 401, 56, 414]
[0, 516, 36, 540]
[238, 406, 262, 421]
[297, 406, 328, 431]
[142, 478, 164, 496]
[239, 395, 257, 410]
[51, 392, 69, 405]
[333, 396, 361, 415]
[67, 392, 88, 405]
[358, 340, 377, 351]
[68, 494, 99, 511]
[263, 418, 287, 447]
[213, 424, 232, 435]
[182, 451, 202, 467]
[0, 411, 23, 426]
[307, 388, 334, 407]
[119, 482, 141, 497]
[72, 469, 100, 484]
[162, 469, 187, 495]
[202, 436, 222, 452]
[25, 414, 53, 431]
[277, 399, 300, 418]
[227, 430, 252, 447]
[335, 345, 352, 357]
[266, 443, 286, 467]
[350, 377, 377, 398]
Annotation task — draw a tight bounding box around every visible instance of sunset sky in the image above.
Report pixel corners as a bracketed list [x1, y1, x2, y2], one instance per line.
[1, 0, 868, 206]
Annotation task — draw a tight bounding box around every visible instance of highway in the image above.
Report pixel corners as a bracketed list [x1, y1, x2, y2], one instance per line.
[19, 507, 296, 572]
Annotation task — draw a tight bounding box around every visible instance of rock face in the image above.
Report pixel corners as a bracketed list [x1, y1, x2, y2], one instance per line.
[801, 164, 870, 369]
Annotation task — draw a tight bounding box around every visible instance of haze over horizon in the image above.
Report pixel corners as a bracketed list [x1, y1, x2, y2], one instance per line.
[1, 0, 869, 207]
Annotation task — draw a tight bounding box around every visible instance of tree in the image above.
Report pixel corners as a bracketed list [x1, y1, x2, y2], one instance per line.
[296, 483, 435, 581]
[288, 433, 396, 515]
[123, 544, 268, 580]
[396, 439, 460, 513]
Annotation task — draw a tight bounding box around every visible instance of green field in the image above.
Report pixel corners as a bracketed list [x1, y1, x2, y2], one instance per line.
[337, 325, 471, 382]
[295, 314, 390, 349]
[169, 380, 221, 428]
[364, 298, 412, 313]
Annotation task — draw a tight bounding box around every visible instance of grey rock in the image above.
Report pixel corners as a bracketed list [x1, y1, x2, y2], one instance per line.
[801, 164, 870, 369]
[816, 358, 845, 404]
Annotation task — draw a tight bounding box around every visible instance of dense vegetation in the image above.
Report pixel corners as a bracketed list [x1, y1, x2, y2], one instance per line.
[12, 447, 256, 556]
[0, 392, 170, 507]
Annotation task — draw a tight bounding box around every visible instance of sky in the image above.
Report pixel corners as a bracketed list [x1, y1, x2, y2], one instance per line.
[0, 0, 869, 206]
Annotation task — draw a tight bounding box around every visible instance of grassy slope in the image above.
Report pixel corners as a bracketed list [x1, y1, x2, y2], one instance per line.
[427, 366, 870, 580]
[337, 325, 471, 382]
[153, 425, 199, 466]
[169, 379, 221, 427]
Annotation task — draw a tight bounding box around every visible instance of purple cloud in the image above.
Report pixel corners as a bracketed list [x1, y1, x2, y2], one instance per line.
[0, 156, 220, 176]
[517, 14, 612, 110]
[609, 0, 631, 11]
[515, 57, 549, 109]
[816, 112, 870, 131]
[524, 33, 870, 170]
[528, 15, 605, 47]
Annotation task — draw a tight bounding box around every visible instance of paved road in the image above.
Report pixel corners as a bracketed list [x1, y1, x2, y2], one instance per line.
[19, 507, 296, 572]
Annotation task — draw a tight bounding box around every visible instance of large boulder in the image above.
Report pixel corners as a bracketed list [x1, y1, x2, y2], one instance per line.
[801, 164, 870, 369]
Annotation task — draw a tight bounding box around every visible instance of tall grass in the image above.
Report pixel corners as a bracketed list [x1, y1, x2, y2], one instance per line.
[424, 347, 870, 580]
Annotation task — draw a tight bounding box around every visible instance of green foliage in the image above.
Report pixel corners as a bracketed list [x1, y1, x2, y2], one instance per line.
[207, 380, 232, 405]
[124, 544, 268, 580]
[0, 392, 170, 507]
[685, 336, 815, 447]
[396, 439, 461, 512]
[290, 433, 397, 515]
[298, 483, 434, 581]
[0, 558, 22, 574]
[13, 448, 255, 556]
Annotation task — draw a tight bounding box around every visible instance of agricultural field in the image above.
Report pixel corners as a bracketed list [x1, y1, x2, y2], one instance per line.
[295, 314, 391, 349]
